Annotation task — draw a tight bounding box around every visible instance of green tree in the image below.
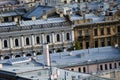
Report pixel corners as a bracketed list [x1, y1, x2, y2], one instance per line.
[75, 41, 81, 50]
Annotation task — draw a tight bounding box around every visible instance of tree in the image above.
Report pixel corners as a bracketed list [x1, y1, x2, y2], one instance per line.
[75, 41, 81, 50]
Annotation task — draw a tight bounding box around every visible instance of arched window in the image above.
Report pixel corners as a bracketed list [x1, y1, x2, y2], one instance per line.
[46, 35, 50, 43]
[71, 68, 74, 71]
[36, 36, 40, 44]
[26, 37, 30, 45]
[105, 64, 108, 70]
[4, 40, 8, 48]
[56, 34, 60, 42]
[109, 63, 112, 69]
[100, 65, 103, 70]
[66, 33, 70, 40]
[78, 68, 81, 72]
[114, 63, 117, 68]
[83, 67, 86, 73]
[15, 39, 19, 47]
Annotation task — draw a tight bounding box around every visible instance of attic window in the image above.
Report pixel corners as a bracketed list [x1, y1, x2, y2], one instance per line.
[109, 12, 113, 16]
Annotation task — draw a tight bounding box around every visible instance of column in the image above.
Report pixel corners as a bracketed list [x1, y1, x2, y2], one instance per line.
[71, 30, 75, 41]
[105, 38, 107, 46]
[9, 37, 13, 49]
[21, 35, 24, 47]
[62, 32, 65, 42]
[41, 33, 45, 44]
[83, 41, 86, 49]
[0, 38, 2, 50]
[104, 27, 107, 35]
[82, 29, 85, 36]
[98, 39, 101, 47]
[98, 27, 100, 36]
[31, 35, 35, 46]
[52, 32, 55, 43]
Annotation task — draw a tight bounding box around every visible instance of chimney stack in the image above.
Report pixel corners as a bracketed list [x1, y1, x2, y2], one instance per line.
[32, 16, 36, 21]
[60, 12, 64, 18]
[43, 43, 50, 66]
[42, 10, 47, 20]
[14, 17, 18, 23]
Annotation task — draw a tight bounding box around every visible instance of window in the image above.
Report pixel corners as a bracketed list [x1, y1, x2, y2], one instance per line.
[85, 29, 89, 36]
[109, 63, 112, 69]
[36, 36, 40, 44]
[94, 29, 98, 36]
[95, 40, 98, 48]
[101, 39, 105, 47]
[83, 67, 86, 73]
[86, 42, 89, 49]
[100, 28, 104, 35]
[78, 68, 81, 72]
[107, 38, 111, 46]
[46, 35, 50, 43]
[15, 39, 19, 47]
[118, 26, 120, 32]
[105, 64, 108, 70]
[78, 30, 82, 37]
[100, 65, 103, 70]
[119, 62, 120, 66]
[114, 63, 117, 68]
[4, 17, 9, 22]
[66, 33, 70, 40]
[26, 37, 30, 45]
[71, 68, 74, 71]
[4, 40, 8, 48]
[107, 27, 111, 35]
[56, 34, 60, 42]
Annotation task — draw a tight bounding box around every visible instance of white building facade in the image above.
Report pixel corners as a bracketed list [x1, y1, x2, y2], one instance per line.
[0, 18, 74, 60]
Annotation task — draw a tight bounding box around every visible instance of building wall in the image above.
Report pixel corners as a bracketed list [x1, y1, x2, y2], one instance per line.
[64, 61, 120, 74]
[0, 22, 74, 60]
[74, 20, 120, 49]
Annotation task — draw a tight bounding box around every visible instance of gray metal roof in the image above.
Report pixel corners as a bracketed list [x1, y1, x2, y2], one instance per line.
[24, 5, 55, 19]
[36, 46, 120, 68]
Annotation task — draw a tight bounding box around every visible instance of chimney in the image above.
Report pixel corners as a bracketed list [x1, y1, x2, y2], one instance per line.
[60, 12, 64, 17]
[0, 64, 2, 69]
[83, 13, 86, 22]
[32, 16, 36, 21]
[14, 17, 18, 23]
[43, 43, 50, 66]
[42, 10, 47, 20]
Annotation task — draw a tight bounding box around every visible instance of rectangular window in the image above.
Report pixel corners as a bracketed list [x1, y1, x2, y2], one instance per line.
[85, 29, 89, 36]
[100, 28, 104, 35]
[86, 42, 89, 49]
[95, 40, 98, 48]
[107, 38, 111, 46]
[94, 28, 98, 36]
[118, 26, 120, 32]
[101, 39, 105, 47]
[107, 27, 111, 35]
[78, 30, 82, 37]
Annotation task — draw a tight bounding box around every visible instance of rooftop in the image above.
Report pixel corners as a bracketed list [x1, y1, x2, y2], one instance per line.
[36, 46, 120, 68]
